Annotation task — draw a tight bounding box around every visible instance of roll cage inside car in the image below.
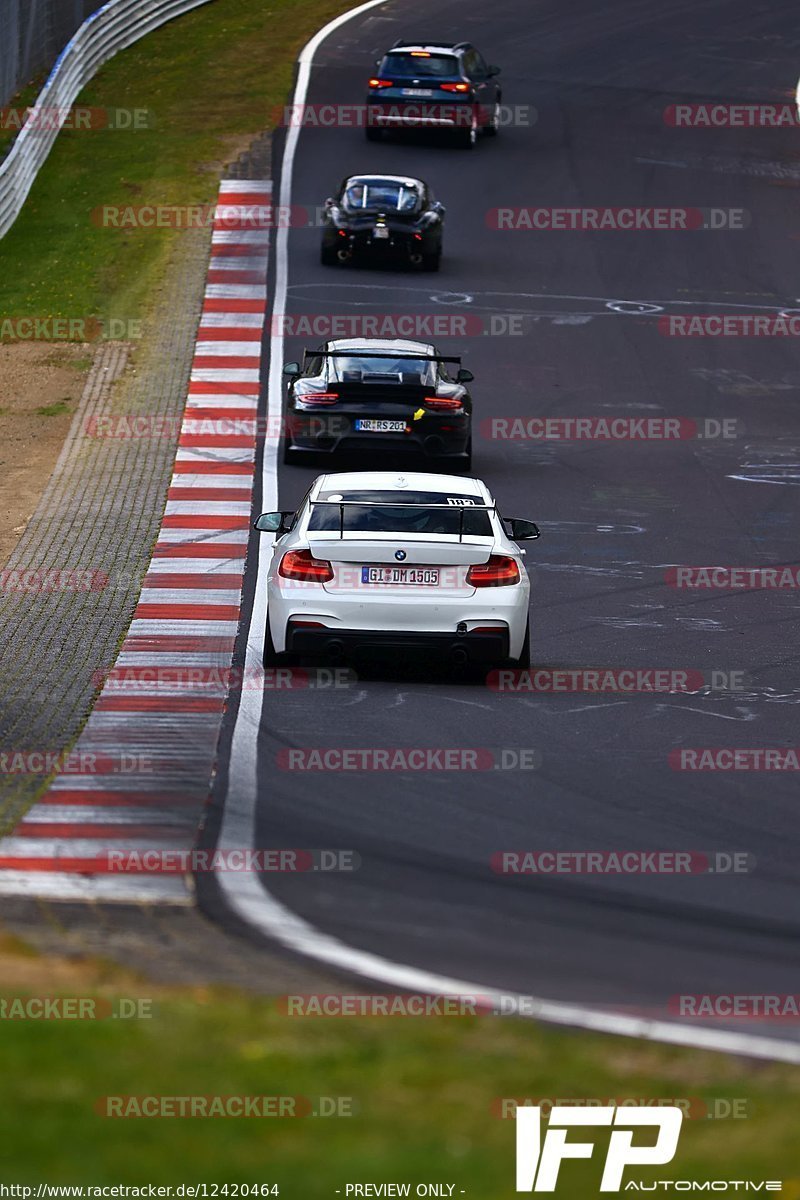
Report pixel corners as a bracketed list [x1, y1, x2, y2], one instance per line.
[342, 180, 423, 212]
[296, 349, 467, 386]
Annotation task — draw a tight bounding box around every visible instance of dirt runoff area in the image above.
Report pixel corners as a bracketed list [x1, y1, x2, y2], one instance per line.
[0, 342, 93, 570]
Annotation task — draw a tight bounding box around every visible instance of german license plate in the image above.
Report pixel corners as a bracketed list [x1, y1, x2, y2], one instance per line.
[402, 88, 433, 97]
[361, 566, 440, 586]
[373, 226, 390, 239]
[354, 418, 406, 432]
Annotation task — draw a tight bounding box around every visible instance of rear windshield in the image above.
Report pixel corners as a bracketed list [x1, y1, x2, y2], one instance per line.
[342, 180, 422, 213]
[380, 53, 459, 78]
[328, 356, 437, 385]
[309, 491, 492, 536]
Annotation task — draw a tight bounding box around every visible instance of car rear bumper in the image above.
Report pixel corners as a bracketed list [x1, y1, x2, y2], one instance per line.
[286, 621, 509, 664]
[287, 429, 469, 458]
[366, 100, 476, 129]
[373, 114, 460, 128]
[338, 230, 435, 256]
[286, 412, 469, 457]
[267, 581, 530, 659]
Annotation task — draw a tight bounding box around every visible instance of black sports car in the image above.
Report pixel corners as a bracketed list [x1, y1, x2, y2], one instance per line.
[282, 338, 473, 469]
[320, 174, 444, 270]
[365, 40, 502, 148]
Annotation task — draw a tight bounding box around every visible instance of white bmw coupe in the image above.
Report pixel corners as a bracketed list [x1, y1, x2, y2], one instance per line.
[254, 470, 539, 669]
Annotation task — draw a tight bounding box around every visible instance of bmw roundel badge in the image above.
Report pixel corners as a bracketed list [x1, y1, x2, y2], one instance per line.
[395, 550, 407, 561]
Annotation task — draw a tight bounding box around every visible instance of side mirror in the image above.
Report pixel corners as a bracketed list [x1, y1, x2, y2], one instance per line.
[254, 511, 294, 534]
[505, 518, 540, 541]
[324, 196, 335, 207]
[283, 361, 301, 377]
[487, 64, 500, 77]
[456, 367, 474, 384]
[433, 201, 446, 216]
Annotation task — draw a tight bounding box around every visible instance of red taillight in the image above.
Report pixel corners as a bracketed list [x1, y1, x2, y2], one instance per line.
[279, 550, 334, 582]
[368, 78, 393, 88]
[297, 392, 339, 406]
[439, 82, 470, 93]
[467, 556, 520, 588]
[423, 395, 464, 412]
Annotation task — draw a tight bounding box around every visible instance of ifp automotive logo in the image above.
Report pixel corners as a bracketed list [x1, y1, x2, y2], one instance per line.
[515, 1104, 683, 1191]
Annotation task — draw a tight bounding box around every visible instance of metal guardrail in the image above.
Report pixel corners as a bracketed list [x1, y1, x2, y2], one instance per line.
[0, 0, 216, 239]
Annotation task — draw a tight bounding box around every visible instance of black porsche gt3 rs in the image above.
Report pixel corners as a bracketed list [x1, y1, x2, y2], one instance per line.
[320, 174, 444, 270]
[281, 338, 473, 469]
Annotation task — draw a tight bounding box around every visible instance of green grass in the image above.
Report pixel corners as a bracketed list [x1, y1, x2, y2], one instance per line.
[35, 399, 72, 416]
[0, 962, 798, 1194]
[0, 0, 351, 330]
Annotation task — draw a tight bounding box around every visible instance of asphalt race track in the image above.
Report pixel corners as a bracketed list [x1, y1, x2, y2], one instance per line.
[204, 0, 800, 1045]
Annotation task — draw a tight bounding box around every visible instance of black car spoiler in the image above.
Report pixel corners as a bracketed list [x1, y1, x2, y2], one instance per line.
[309, 499, 494, 542]
[303, 350, 463, 364]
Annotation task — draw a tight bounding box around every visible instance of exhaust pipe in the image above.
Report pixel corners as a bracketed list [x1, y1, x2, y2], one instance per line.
[326, 638, 345, 661]
[424, 434, 445, 456]
[336, 247, 352, 262]
[450, 644, 469, 667]
[409, 252, 423, 266]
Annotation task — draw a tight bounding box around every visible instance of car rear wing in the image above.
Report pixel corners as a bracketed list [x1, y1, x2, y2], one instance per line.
[309, 499, 495, 542]
[303, 350, 464, 365]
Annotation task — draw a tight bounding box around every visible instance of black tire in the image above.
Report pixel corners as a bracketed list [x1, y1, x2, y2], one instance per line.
[447, 437, 472, 474]
[282, 440, 306, 466]
[320, 244, 338, 266]
[263, 615, 293, 668]
[455, 117, 477, 149]
[515, 621, 531, 669]
[484, 99, 500, 136]
[365, 125, 382, 141]
[421, 250, 441, 272]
